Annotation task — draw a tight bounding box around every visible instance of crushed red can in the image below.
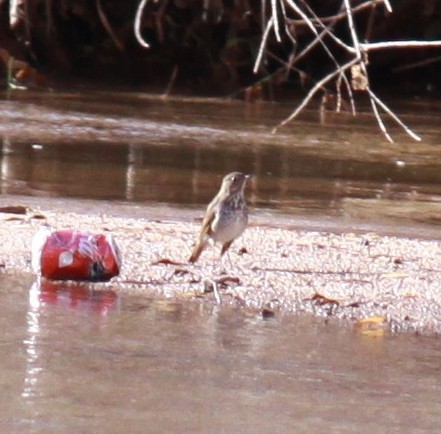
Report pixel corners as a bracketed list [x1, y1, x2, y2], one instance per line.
[32, 227, 121, 282]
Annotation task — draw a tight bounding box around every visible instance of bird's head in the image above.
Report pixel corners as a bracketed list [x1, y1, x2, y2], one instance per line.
[221, 172, 250, 195]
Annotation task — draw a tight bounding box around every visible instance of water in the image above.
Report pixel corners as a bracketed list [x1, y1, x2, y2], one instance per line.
[1, 91, 441, 228]
[1, 276, 441, 433]
[1, 90, 441, 431]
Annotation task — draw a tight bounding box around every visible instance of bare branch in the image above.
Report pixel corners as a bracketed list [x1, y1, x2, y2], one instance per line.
[343, 0, 362, 58]
[272, 58, 358, 133]
[368, 90, 422, 142]
[284, 0, 320, 38]
[288, 0, 385, 26]
[268, 0, 428, 142]
[361, 40, 441, 51]
[295, 0, 355, 60]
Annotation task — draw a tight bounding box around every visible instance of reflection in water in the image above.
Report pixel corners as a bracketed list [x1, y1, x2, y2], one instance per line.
[0, 275, 437, 431]
[1, 93, 441, 224]
[22, 284, 41, 401]
[31, 280, 119, 316]
[2, 136, 441, 220]
[22, 280, 118, 408]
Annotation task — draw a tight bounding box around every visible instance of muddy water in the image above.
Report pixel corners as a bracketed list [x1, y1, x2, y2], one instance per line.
[1, 91, 441, 431]
[1, 275, 441, 433]
[1, 90, 441, 229]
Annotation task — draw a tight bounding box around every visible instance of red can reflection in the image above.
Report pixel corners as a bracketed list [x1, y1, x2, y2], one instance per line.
[31, 280, 119, 317]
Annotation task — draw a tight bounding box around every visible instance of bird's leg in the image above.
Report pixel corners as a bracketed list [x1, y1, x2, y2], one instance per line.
[220, 240, 233, 256]
[220, 240, 234, 272]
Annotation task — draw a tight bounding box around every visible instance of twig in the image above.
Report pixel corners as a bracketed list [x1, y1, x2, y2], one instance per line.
[9, 0, 22, 28]
[290, 5, 343, 66]
[298, 0, 354, 60]
[368, 90, 422, 141]
[162, 65, 179, 98]
[261, 0, 266, 35]
[284, 0, 321, 38]
[260, 0, 435, 141]
[205, 279, 222, 305]
[343, 0, 394, 141]
[134, 0, 150, 48]
[155, 0, 169, 43]
[344, 0, 422, 141]
[97, 0, 125, 52]
[271, 0, 281, 42]
[254, 16, 274, 73]
[291, 1, 356, 64]
[335, 73, 343, 112]
[342, 73, 356, 115]
[287, 0, 382, 26]
[361, 40, 441, 51]
[383, 0, 393, 13]
[296, 0, 356, 115]
[278, 0, 296, 46]
[393, 55, 441, 73]
[272, 58, 358, 133]
[364, 0, 376, 41]
[44, 0, 53, 37]
[266, 51, 307, 81]
[336, 72, 356, 116]
[343, 0, 362, 59]
[369, 95, 393, 143]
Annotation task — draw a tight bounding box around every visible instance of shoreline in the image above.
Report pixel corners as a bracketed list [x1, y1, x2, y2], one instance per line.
[1, 195, 441, 335]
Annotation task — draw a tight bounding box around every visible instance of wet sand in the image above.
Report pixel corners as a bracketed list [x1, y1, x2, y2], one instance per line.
[1, 195, 441, 335]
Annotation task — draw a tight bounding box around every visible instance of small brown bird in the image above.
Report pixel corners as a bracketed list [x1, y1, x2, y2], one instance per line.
[189, 172, 250, 263]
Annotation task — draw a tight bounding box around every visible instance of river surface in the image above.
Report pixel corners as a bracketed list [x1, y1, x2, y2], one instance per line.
[2, 275, 441, 433]
[1, 90, 441, 229]
[1, 90, 441, 432]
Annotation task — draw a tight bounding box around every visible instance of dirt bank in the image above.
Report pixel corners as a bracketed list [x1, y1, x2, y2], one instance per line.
[1, 195, 441, 335]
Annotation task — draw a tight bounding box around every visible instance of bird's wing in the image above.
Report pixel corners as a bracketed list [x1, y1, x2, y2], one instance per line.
[199, 192, 224, 238]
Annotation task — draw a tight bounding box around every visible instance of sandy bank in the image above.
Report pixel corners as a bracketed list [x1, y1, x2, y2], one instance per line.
[1, 196, 441, 335]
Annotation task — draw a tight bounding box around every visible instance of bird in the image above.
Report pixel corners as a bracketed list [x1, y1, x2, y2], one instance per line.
[189, 171, 250, 263]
